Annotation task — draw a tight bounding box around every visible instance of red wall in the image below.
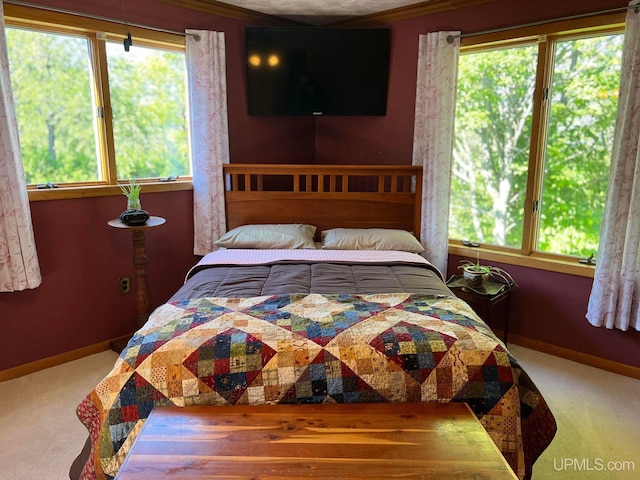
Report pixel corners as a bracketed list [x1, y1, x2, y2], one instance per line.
[1, 192, 197, 368]
[1, 0, 638, 372]
[1, 0, 314, 371]
[315, 0, 640, 369]
[317, 0, 631, 165]
[448, 256, 640, 369]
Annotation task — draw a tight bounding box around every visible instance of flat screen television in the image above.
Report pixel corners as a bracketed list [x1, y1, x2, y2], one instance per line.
[245, 27, 391, 116]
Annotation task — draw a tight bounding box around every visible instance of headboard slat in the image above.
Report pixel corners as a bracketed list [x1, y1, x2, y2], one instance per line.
[223, 164, 423, 237]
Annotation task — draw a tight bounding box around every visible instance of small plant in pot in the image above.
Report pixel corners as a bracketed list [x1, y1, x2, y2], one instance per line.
[458, 254, 517, 288]
[119, 179, 142, 211]
[118, 180, 150, 226]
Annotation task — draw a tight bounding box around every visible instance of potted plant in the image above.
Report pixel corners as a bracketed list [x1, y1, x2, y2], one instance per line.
[458, 253, 517, 288]
[119, 180, 142, 211]
[118, 180, 150, 226]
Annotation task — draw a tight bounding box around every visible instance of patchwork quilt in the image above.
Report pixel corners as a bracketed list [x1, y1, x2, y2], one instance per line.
[76, 292, 556, 480]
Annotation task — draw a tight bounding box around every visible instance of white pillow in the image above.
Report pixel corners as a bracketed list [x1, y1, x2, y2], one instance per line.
[215, 224, 317, 249]
[321, 228, 424, 253]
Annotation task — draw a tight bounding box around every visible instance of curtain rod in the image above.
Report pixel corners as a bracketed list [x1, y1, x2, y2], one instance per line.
[447, 4, 635, 43]
[3, 0, 200, 39]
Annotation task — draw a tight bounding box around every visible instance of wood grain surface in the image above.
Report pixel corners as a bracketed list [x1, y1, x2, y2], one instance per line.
[115, 402, 518, 479]
[222, 164, 423, 238]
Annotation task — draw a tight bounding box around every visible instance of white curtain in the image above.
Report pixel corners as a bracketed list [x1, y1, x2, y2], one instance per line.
[411, 31, 460, 275]
[586, 1, 640, 331]
[0, 2, 41, 292]
[185, 30, 230, 256]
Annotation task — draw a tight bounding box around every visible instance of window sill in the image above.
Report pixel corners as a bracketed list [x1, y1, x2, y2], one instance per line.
[448, 243, 596, 278]
[27, 180, 193, 202]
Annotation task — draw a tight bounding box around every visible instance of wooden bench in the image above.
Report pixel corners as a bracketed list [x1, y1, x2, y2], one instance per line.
[115, 402, 518, 479]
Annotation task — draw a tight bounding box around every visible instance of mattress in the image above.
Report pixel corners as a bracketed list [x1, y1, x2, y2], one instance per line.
[169, 249, 451, 300]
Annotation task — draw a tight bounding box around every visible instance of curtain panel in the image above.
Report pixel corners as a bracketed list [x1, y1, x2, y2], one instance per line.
[186, 30, 230, 256]
[0, 1, 41, 292]
[411, 31, 460, 276]
[586, 1, 640, 331]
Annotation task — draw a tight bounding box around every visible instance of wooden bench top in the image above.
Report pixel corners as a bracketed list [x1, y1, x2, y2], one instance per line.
[115, 402, 518, 480]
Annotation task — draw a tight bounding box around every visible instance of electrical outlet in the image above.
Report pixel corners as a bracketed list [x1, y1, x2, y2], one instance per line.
[119, 276, 131, 295]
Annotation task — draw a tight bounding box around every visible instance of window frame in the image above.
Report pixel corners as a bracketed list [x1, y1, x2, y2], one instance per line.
[449, 12, 626, 278]
[4, 3, 193, 202]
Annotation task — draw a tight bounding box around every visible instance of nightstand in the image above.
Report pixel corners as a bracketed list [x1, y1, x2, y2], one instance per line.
[446, 276, 512, 345]
[108, 216, 166, 353]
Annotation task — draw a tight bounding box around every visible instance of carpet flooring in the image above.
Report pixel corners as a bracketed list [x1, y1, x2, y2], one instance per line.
[0, 345, 638, 480]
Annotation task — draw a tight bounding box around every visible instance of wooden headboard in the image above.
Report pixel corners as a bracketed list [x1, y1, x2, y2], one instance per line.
[223, 164, 422, 237]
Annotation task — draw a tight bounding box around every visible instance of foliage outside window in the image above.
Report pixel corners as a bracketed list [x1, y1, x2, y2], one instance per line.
[450, 44, 536, 250]
[106, 43, 190, 180]
[4, 6, 190, 194]
[6, 29, 100, 185]
[450, 24, 624, 261]
[538, 34, 622, 256]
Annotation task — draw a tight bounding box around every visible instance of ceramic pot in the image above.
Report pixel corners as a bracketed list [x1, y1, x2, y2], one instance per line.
[463, 268, 489, 287]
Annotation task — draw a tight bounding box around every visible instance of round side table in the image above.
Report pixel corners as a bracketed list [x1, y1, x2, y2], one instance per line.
[108, 216, 166, 331]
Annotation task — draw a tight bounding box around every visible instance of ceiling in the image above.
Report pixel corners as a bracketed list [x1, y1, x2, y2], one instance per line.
[158, 0, 495, 26]
[217, 0, 429, 25]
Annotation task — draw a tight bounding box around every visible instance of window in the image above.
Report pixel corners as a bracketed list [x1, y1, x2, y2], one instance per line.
[4, 5, 190, 196]
[450, 43, 537, 250]
[450, 21, 624, 265]
[106, 42, 190, 180]
[6, 28, 101, 185]
[538, 34, 622, 257]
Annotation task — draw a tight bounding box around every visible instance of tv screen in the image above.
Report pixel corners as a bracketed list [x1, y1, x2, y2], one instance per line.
[245, 27, 391, 116]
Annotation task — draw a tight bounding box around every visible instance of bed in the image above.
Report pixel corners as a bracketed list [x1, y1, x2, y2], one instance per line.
[73, 164, 556, 480]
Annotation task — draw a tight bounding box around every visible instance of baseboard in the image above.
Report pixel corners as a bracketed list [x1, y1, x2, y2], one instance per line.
[2, 333, 639, 382]
[509, 333, 640, 381]
[0, 334, 131, 383]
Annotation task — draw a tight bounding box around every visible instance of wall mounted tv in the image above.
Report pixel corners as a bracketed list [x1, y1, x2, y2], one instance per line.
[245, 27, 391, 116]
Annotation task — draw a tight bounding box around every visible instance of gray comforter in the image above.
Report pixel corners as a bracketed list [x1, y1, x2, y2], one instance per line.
[169, 262, 452, 301]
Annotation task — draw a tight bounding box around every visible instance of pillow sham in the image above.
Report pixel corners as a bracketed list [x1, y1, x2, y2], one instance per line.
[215, 224, 317, 249]
[321, 228, 424, 253]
